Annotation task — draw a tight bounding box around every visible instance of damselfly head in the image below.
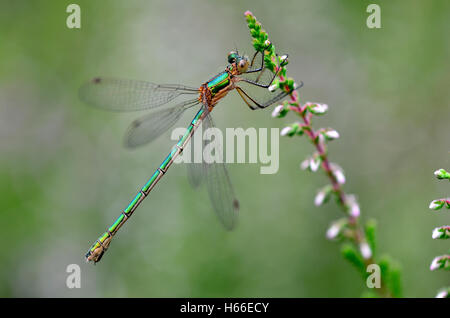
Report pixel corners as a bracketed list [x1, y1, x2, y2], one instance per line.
[227, 51, 249, 74]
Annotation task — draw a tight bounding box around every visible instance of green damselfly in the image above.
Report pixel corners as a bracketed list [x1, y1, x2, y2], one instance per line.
[80, 47, 301, 263]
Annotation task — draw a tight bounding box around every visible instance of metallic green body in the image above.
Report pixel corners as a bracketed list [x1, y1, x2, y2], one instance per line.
[207, 72, 230, 96]
[86, 108, 206, 261]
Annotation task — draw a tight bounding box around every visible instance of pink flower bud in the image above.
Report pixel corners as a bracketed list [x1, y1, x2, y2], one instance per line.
[330, 163, 346, 185]
[315, 191, 326, 206]
[271, 105, 284, 117]
[325, 129, 339, 140]
[436, 289, 449, 298]
[310, 158, 321, 172]
[280, 126, 292, 136]
[346, 194, 360, 218]
[430, 255, 449, 271]
[268, 83, 278, 92]
[359, 242, 372, 259]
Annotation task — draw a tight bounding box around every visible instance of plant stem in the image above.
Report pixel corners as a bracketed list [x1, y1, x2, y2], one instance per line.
[245, 10, 400, 297]
[281, 74, 391, 297]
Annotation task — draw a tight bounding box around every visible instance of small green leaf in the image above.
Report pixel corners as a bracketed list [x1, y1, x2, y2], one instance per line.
[388, 262, 403, 298]
[341, 244, 366, 277]
[378, 255, 403, 297]
[365, 219, 377, 257]
[361, 290, 379, 298]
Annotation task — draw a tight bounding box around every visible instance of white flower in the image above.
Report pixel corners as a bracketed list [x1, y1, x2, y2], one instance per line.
[308, 103, 328, 114]
[430, 256, 442, 271]
[432, 227, 443, 239]
[325, 130, 340, 140]
[280, 126, 292, 136]
[432, 226, 449, 239]
[331, 163, 346, 184]
[315, 191, 326, 206]
[347, 194, 360, 218]
[436, 289, 448, 298]
[300, 156, 320, 172]
[429, 200, 439, 209]
[429, 200, 443, 210]
[350, 202, 360, 218]
[268, 83, 278, 92]
[326, 223, 340, 240]
[310, 159, 320, 172]
[300, 159, 310, 170]
[271, 105, 284, 117]
[434, 169, 449, 179]
[335, 170, 346, 184]
[359, 242, 372, 259]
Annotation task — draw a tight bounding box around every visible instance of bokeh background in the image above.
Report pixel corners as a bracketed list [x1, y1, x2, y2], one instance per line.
[1, 0, 449, 297]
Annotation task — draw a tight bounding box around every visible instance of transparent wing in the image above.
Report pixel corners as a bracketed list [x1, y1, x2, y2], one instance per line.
[185, 131, 204, 188]
[187, 163, 204, 188]
[79, 77, 199, 112]
[247, 51, 264, 72]
[202, 110, 239, 230]
[125, 99, 199, 148]
[240, 51, 276, 86]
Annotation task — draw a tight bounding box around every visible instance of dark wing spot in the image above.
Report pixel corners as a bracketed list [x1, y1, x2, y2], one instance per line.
[233, 199, 240, 210]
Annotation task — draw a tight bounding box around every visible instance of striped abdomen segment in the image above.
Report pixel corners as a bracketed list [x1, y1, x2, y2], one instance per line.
[85, 108, 206, 263]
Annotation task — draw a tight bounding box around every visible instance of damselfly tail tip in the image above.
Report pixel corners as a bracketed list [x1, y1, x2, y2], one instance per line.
[85, 251, 93, 263]
[85, 250, 101, 264]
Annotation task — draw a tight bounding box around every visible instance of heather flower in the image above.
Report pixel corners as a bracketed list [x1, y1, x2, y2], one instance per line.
[430, 255, 449, 271]
[359, 242, 372, 260]
[434, 169, 450, 180]
[432, 226, 450, 239]
[245, 10, 401, 297]
[315, 185, 332, 206]
[326, 219, 347, 240]
[306, 102, 328, 115]
[429, 199, 445, 210]
[330, 163, 346, 185]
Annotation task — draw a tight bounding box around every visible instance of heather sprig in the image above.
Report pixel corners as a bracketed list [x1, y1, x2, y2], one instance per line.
[429, 168, 450, 298]
[245, 11, 402, 297]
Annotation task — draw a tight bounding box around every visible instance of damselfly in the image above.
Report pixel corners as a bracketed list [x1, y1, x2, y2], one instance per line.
[80, 47, 302, 263]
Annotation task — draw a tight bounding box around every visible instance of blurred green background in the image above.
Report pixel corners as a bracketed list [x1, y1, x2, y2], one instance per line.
[1, 0, 449, 297]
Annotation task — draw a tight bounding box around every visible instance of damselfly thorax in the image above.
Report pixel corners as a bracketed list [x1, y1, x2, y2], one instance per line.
[199, 56, 250, 109]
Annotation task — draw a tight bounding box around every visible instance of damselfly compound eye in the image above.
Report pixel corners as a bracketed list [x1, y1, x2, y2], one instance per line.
[237, 58, 249, 73]
[227, 51, 237, 64]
